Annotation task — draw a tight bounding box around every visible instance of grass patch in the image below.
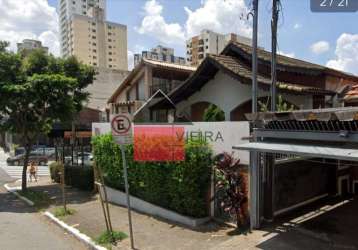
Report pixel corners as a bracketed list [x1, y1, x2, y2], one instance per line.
[53, 207, 76, 218]
[18, 189, 51, 208]
[95, 230, 127, 248]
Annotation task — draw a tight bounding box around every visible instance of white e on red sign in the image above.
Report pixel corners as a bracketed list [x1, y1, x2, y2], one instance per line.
[110, 114, 133, 145]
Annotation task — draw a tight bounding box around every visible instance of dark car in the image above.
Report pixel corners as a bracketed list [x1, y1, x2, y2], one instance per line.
[6, 151, 49, 166]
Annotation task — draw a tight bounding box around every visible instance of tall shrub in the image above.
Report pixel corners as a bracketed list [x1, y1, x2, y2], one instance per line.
[92, 134, 212, 218]
[214, 153, 248, 228]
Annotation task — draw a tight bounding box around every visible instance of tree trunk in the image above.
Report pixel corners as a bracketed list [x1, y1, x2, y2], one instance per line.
[21, 144, 31, 191]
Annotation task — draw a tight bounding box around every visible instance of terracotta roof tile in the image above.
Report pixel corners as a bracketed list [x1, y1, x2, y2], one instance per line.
[344, 85, 358, 103]
[207, 54, 334, 95]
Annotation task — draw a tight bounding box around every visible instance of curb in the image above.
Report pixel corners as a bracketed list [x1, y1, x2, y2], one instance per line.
[3, 183, 34, 206]
[44, 211, 107, 250]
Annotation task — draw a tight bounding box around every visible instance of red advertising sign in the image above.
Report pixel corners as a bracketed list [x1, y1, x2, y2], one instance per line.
[133, 125, 185, 162]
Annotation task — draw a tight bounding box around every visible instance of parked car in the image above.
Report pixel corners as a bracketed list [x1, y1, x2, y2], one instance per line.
[64, 152, 93, 166]
[14, 147, 25, 156]
[7, 151, 50, 166]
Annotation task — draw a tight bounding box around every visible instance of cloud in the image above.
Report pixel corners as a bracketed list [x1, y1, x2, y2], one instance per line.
[184, 0, 252, 38]
[136, 0, 185, 45]
[137, 0, 252, 45]
[310, 41, 330, 54]
[0, 0, 59, 56]
[278, 50, 295, 58]
[327, 33, 358, 74]
[293, 23, 302, 29]
[38, 30, 60, 56]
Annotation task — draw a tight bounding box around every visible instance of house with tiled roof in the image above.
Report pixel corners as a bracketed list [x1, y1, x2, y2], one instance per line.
[344, 85, 358, 105]
[107, 58, 196, 121]
[150, 41, 358, 122]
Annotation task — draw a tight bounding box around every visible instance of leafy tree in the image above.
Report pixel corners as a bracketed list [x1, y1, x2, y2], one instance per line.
[203, 104, 225, 121]
[0, 41, 9, 52]
[0, 42, 95, 191]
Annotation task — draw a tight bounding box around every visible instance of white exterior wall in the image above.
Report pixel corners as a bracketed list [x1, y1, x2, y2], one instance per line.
[176, 72, 250, 120]
[176, 71, 313, 120]
[92, 121, 251, 164]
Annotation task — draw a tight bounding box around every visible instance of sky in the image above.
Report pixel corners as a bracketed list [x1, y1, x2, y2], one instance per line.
[0, 0, 357, 74]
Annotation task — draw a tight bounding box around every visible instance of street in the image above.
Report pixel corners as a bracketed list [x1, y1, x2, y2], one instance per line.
[0, 151, 86, 250]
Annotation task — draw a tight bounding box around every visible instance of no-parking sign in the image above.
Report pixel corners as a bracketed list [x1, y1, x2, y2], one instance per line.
[110, 114, 133, 145]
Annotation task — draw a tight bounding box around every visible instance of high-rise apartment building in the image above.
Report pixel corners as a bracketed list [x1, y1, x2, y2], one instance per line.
[186, 29, 252, 66]
[17, 39, 49, 54]
[58, 0, 128, 70]
[134, 45, 186, 67]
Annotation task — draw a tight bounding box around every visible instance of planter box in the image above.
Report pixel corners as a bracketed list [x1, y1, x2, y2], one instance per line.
[101, 185, 211, 228]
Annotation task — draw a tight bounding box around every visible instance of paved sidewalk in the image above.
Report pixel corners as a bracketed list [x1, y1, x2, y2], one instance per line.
[7, 176, 344, 250]
[54, 198, 242, 250]
[0, 171, 86, 249]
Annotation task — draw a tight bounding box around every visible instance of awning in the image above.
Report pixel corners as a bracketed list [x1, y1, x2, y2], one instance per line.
[233, 142, 358, 161]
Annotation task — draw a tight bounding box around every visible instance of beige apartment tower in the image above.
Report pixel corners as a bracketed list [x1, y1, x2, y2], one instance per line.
[58, 0, 128, 70]
[186, 29, 252, 66]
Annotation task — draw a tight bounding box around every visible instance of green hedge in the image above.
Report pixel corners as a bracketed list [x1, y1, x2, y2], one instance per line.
[49, 162, 94, 191]
[92, 134, 213, 218]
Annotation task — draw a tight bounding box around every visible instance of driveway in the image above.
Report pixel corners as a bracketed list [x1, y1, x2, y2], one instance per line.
[301, 197, 358, 249]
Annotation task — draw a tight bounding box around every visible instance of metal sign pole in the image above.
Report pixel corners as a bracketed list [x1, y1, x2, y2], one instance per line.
[120, 144, 134, 249]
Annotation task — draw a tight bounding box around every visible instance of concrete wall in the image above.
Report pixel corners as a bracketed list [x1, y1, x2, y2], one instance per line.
[92, 121, 250, 164]
[85, 68, 129, 110]
[102, 186, 210, 227]
[175, 71, 313, 121]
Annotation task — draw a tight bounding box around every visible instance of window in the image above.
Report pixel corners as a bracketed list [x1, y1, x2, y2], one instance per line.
[109, 58, 112, 61]
[205, 46, 208, 49]
[108, 32, 112, 36]
[93, 56, 97, 59]
[83, 11, 86, 15]
[93, 49, 97, 53]
[108, 45, 112, 49]
[92, 36, 96, 39]
[93, 62, 97, 66]
[92, 29, 96, 33]
[108, 39, 112, 42]
[108, 52, 112, 55]
[92, 42, 96, 46]
[92, 22, 96, 26]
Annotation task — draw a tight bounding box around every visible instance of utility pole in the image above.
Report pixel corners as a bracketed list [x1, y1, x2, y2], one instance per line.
[250, 0, 261, 230]
[271, 0, 279, 112]
[252, 0, 259, 114]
